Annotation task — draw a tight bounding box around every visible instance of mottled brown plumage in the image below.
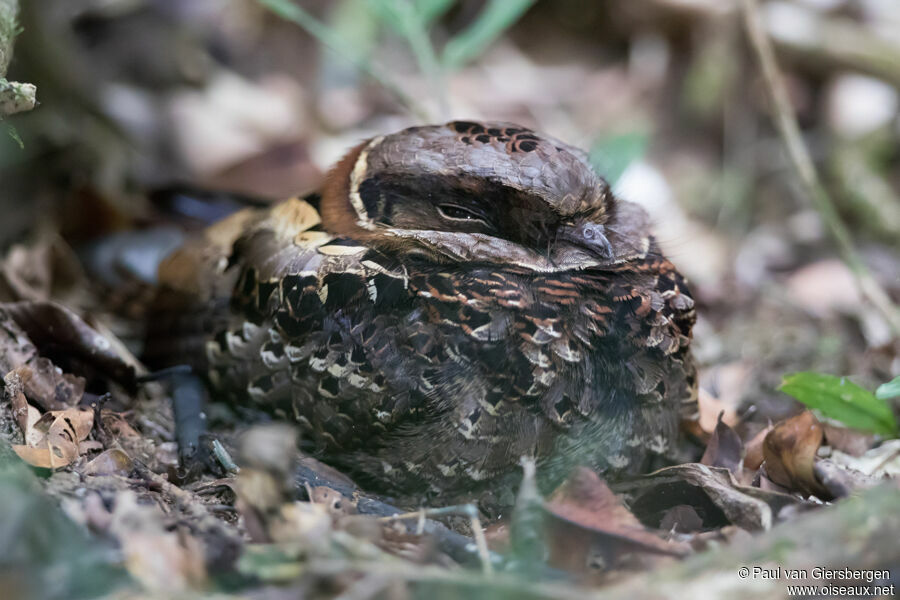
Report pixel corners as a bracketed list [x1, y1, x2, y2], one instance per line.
[151, 121, 697, 505]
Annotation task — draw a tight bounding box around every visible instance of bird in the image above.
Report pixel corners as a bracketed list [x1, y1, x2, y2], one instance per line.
[149, 120, 697, 508]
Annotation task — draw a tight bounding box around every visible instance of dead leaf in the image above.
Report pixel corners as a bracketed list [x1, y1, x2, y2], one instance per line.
[22, 404, 44, 447]
[19, 359, 86, 410]
[743, 423, 774, 471]
[697, 361, 752, 433]
[829, 440, 900, 478]
[700, 412, 744, 475]
[83, 449, 134, 476]
[822, 424, 874, 457]
[46, 407, 95, 442]
[11, 445, 56, 469]
[12, 407, 95, 469]
[308, 485, 357, 517]
[812, 459, 878, 499]
[543, 467, 687, 576]
[0, 234, 85, 303]
[659, 505, 704, 533]
[100, 410, 142, 439]
[2, 301, 137, 389]
[763, 411, 829, 498]
[614, 463, 808, 531]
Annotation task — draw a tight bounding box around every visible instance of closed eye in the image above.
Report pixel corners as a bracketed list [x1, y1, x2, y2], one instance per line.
[437, 203, 492, 227]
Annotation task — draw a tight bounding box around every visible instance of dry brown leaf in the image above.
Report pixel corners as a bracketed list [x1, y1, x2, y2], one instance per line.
[46, 407, 95, 442]
[822, 424, 874, 457]
[12, 407, 95, 469]
[101, 410, 142, 439]
[829, 440, 900, 479]
[743, 423, 774, 471]
[23, 404, 44, 447]
[544, 467, 687, 576]
[697, 361, 752, 433]
[0, 235, 85, 303]
[614, 463, 806, 531]
[659, 505, 704, 534]
[3, 301, 136, 388]
[18, 359, 86, 410]
[308, 485, 357, 517]
[11, 444, 56, 469]
[700, 412, 744, 475]
[83, 448, 134, 476]
[763, 411, 828, 498]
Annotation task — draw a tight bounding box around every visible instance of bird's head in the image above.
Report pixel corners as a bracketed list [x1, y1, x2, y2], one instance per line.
[320, 121, 650, 272]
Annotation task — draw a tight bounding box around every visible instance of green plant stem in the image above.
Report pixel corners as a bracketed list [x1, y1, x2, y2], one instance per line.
[257, 0, 430, 121]
[741, 0, 900, 338]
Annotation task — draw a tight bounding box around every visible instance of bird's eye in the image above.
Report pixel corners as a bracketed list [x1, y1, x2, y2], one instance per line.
[437, 203, 489, 224]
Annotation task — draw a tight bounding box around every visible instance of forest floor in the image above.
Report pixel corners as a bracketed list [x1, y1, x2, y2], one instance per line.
[1, 1, 899, 598]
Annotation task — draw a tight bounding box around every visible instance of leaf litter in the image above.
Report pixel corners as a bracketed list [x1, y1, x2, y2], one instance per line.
[0, 232, 897, 599]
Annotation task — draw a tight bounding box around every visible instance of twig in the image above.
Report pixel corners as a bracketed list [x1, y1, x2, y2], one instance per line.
[294, 461, 502, 569]
[376, 503, 494, 575]
[302, 558, 585, 600]
[741, 0, 900, 337]
[469, 511, 494, 577]
[257, 0, 430, 121]
[0, 0, 36, 118]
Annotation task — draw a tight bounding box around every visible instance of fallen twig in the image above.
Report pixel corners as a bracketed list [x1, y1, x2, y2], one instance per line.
[741, 0, 900, 337]
[377, 504, 494, 576]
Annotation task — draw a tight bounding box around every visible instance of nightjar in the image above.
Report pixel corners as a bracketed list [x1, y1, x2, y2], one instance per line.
[149, 121, 697, 503]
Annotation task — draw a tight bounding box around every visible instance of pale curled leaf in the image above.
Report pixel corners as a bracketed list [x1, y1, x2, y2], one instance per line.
[12, 407, 95, 469]
[84, 449, 134, 476]
[876, 376, 900, 401]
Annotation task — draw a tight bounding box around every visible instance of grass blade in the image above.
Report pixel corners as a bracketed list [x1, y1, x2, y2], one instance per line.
[441, 0, 535, 69]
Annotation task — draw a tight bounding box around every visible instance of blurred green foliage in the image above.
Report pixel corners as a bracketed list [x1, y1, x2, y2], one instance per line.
[0, 453, 130, 600]
[258, 0, 536, 117]
[589, 132, 649, 187]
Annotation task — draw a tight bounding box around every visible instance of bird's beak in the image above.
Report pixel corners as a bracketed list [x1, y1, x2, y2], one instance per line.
[558, 221, 614, 260]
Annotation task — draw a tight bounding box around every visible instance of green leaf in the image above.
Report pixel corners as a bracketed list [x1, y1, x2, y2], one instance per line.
[876, 376, 900, 401]
[780, 372, 899, 436]
[441, 0, 536, 69]
[588, 132, 649, 187]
